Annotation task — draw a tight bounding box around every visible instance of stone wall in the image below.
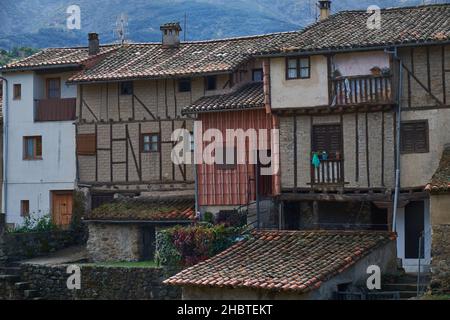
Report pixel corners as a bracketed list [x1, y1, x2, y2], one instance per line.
[1, 230, 85, 263]
[87, 223, 141, 262]
[430, 224, 450, 294]
[19, 263, 181, 300]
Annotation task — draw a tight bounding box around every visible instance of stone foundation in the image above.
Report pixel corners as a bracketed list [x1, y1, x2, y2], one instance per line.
[430, 224, 450, 294]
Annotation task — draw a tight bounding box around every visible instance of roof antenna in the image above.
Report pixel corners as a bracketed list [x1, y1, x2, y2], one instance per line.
[115, 13, 128, 45]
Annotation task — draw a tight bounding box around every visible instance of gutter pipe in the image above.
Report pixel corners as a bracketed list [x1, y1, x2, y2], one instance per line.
[0, 76, 8, 217]
[385, 47, 403, 233]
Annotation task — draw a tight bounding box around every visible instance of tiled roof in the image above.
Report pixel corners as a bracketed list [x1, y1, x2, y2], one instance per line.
[260, 4, 450, 55]
[67, 32, 300, 83]
[1, 46, 117, 71]
[164, 230, 396, 293]
[425, 145, 450, 193]
[182, 82, 264, 114]
[85, 196, 196, 222]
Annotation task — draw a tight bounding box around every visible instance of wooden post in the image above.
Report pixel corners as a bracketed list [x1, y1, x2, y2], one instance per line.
[313, 201, 319, 229]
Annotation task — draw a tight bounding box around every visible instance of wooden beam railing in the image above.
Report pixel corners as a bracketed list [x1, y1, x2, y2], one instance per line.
[331, 75, 392, 106]
[311, 159, 344, 185]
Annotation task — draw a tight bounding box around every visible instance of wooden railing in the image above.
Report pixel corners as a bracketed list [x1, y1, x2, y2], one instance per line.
[311, 159, 344, 185]
[35, 98, 76, 122]
[331, 75, 392, 106]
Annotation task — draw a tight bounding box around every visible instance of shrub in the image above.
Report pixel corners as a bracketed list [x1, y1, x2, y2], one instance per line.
[10, 213, 58, 233]
[156, 224, 243, 267]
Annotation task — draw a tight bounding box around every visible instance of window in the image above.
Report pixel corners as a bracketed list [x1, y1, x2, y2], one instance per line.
[141, 133, 160, 153]
[401, 121, 429, 154]
[286, 57, 310, 80]
[178, 78, 191, 92]
[312, 124, 342, 159]
[13, 84, 21, 100]
[46, 78, 61, 99]
[205, 75, 217, 91]
[23, 136, 42, 160]
[76, 134, 96, 155]
[252, 69, 263, 82]
[21, 200, 30, 217]
[120, 81, 133, 95]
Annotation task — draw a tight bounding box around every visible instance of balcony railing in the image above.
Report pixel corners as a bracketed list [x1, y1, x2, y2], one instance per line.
[331, 75, 392, 106]
[34, 98, 77, 122]
[311, 159, 344, 186]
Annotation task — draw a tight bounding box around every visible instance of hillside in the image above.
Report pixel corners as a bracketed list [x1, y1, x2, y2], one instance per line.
[0, 0, 447, 49]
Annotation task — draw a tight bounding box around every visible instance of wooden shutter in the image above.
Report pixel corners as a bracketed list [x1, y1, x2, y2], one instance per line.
[77, 133, 96, 155]
[312, 124, 342, 155]
[401, 121, 429, 154]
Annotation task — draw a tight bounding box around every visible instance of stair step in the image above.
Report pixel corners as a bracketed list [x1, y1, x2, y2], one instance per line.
[0, 274, 20, 282]
[24, 290, 39, 299]
[399, 291, 419, 299]
[15, 282, 30, 290]
[0, 267, 22, 275]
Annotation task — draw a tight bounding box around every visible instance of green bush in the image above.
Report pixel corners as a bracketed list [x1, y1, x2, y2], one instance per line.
[9, 213, 58, 233]
[156, 224, 243, 267]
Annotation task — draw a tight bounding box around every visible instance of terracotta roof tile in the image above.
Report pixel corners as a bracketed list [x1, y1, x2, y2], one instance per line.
[85, 196, 196, 222]
[1, 46, 117, 71]
[182, 82, 264, 114]
[259, 4, 450, 55]
[425, 145, 450, 193]
[67, 32, 300, 83]
[164, 230, 396, 293]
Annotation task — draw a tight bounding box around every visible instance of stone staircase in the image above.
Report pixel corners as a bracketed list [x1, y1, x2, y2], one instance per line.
[0, 264, 43, 300]
[382, 272, 431, 300]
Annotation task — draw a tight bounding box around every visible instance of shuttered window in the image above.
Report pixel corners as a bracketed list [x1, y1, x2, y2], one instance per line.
[312, 124, 343, 158]
[77, 133, 96, 155]
[23, 136, 42, 160]
[401, 121, 429, 154]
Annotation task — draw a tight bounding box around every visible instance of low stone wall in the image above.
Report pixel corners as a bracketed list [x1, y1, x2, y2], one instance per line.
[1, 230, 85, 263]
[20, 264, 181, 300]
[430, 224, 450, 294]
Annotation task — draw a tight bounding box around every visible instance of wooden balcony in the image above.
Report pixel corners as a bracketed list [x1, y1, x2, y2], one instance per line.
[311, 159, 345, 186]
[35, 98, 76, 122]
[331, 75, 393, 106]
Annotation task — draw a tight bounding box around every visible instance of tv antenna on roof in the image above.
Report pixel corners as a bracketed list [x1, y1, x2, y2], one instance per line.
[115, 13, 128, 44]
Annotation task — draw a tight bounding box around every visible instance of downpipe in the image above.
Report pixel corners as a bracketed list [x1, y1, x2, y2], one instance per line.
[385, 48, 403, 233]
[0, 76, 8, 217]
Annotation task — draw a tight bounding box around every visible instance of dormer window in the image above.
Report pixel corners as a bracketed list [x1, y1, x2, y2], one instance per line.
[286, 56, 311, 80]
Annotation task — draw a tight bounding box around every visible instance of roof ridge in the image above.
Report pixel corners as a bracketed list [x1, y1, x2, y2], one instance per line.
[335, 2, 450, 14]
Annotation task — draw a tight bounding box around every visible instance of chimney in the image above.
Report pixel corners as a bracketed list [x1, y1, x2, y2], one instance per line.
[88, 33, 100, 56]
[160, 22, 182, 48]
[318, 0, 331, 21]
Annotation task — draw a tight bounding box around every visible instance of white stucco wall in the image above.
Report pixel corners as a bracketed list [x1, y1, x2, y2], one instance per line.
[333, 51, 390, 77]
[2, 72, 76, 225]
[270, 55, 329, 109]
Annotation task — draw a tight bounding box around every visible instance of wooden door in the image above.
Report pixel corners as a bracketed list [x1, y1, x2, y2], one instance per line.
[52, 191, 74, 228]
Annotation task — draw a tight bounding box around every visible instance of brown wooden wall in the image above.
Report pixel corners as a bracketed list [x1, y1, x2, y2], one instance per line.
[197, 109, 276, 206]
